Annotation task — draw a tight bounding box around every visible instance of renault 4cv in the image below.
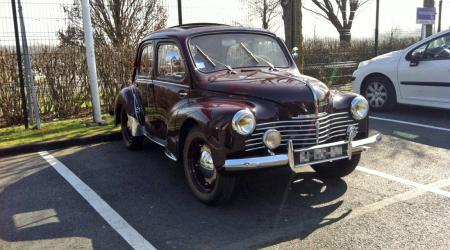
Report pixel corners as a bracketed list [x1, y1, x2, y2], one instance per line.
[113, 23, 382, 205]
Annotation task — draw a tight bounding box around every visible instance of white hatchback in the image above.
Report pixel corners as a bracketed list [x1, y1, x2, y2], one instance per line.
[352, 29, 450, 111]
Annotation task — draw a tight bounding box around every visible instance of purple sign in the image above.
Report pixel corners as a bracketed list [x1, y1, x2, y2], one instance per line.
[417, 7, 436, 24]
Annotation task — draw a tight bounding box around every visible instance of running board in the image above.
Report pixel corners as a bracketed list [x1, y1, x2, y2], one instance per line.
[143, 131, 166, 147]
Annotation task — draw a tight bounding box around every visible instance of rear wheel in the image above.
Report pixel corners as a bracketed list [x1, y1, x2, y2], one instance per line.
[183, 127, 236, 205]
[363, 75, 396, 112]
[120, 108, 143, 150]
[311, 154, 360, 178]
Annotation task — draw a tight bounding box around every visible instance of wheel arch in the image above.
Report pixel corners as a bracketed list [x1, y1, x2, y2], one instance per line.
[113, 86, 145, 126]
[176, 118, 199, 164]
[361, 72, 397, 98]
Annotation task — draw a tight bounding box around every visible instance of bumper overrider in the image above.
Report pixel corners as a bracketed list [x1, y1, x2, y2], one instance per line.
[223, 125, 382, 173]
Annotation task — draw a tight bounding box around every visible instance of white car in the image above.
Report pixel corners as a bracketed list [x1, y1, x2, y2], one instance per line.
[352, 29, 450, 111]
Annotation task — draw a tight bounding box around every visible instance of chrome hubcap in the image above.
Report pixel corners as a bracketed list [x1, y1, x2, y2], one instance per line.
[366, 82, 387, 108]
[198, 145, 216, 185]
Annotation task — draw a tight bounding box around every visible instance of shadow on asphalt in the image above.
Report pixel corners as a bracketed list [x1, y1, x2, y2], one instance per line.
[0, 141, 350, 249]
[0, 153, 132, 249]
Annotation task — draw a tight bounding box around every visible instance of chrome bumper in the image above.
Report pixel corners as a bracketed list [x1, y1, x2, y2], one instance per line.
[223, 133, 382, 173]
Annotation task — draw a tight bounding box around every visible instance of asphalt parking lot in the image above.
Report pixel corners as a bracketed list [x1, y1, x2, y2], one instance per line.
[1, 105, 449, 249]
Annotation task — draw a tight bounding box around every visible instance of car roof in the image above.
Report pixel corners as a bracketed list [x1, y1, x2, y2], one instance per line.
[142, 23, 275, 41]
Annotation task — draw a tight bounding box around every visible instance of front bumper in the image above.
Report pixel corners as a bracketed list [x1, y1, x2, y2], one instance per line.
[223, 133, 382, 173]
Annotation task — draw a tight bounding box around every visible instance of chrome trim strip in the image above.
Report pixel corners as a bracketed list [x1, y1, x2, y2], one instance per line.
[223, 155, 289, 171]
[245, 132, 351, 150]
[352, 133, 382, 147]
[291, 112, 328, 119]
[143, 131, 167, 147]
[255, 120, 356, 131]
[256, 112, 349, 126]
[225, 134, 382, 171]
[164, 150, 178, 161]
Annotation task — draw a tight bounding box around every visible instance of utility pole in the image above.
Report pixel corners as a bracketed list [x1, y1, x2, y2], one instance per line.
[423, 0, 435, 37]
[374, 0, 380, 56]
[81, 0, 104, 124]
[10, 0, 28, 129]
[291, 0, 296, 49]
[18, 0, 40, 129]
[178, 0, 182, 25]
[437, 0, 442, 32]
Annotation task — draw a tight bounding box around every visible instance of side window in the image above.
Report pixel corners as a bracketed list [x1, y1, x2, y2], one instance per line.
[157, 44, 186, 81]
[139, 44, 153, 78]
[410, 43, 428, 60]
[426, 34, 450, 60]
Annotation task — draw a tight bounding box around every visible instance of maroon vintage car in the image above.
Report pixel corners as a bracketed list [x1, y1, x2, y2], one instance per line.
[113, 23, 381, 205]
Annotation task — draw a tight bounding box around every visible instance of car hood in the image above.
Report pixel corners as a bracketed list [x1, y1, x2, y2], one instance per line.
[369, 50, 403, 63]
[205, 70, 330, 114]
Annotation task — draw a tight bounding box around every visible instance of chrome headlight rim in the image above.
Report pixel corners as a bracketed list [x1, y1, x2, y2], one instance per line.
[263, 129, 281, 149]
[351, 95, 369, 120]
[232, 109, 256, 135]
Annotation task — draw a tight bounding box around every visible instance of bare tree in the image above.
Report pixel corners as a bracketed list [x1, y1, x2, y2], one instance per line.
[247, 0, 281, 30]
[280, 0, 304, 72]
[303, 0, 369, 43]
[59, 0, 167, 47]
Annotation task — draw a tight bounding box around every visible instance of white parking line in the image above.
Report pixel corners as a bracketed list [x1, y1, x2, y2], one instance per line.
[356, 166, 450, 198]
[39, 151, 155, 250]
[370, 116, 450, 132]
[323, 177, 450, 223]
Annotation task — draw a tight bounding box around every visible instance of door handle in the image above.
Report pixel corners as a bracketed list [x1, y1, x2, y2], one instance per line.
[178, 90, 188, 98]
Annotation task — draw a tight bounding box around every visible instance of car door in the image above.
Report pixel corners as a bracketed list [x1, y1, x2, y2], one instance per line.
[134, 41, 157, 133]
[397, 33, 450, 106]
[152, 41, 190, 141]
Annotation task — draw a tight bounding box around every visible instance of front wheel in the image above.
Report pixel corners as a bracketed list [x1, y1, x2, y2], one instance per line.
[362, 76, 396, 112]
[311, 154, 360, 178]
[183, 127, 236, 205]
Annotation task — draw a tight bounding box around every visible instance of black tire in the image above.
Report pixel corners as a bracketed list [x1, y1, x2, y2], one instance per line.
[311, 154, 361, 178]
[362, 75, 396, 112]
[120, 108, 143, 150]
[183, 127, 236, 205]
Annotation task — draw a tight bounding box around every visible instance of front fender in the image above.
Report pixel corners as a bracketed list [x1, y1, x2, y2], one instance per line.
[114, 85, 145, 135]
[170, 96, 258, 167]
[331, 91, 369, 138]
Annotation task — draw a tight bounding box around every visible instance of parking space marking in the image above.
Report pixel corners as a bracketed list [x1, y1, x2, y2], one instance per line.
[38, 151, 155, 250]
[370, 116, 450, 132]
[356, 166, 450, 198]
[324, 177, 450, 223]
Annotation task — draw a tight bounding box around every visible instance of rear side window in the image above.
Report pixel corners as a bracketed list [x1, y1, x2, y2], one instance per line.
[157, 44, 186, 81]
[139, 43, 154, 78]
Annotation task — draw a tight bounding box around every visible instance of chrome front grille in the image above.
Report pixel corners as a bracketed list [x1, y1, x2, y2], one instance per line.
[245, 112, 358, 151]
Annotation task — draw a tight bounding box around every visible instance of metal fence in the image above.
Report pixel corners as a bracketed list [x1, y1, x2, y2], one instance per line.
[0, 0, 430, 127]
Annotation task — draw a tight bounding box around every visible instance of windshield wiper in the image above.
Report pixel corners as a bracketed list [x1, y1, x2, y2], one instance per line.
[239, 42, 276, 71]
[239, 42, 260, 64]
[195, 46, 216, 68]
[195, 46, 235, 74]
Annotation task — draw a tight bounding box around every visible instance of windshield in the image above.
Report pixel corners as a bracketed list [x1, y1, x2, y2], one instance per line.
[189, 33, 290, 73]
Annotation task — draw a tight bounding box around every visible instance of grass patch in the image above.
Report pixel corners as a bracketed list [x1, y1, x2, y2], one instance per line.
[0, 115, 119, 148]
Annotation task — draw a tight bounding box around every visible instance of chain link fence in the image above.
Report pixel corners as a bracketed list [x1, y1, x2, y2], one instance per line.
[0, 0, 432, 127]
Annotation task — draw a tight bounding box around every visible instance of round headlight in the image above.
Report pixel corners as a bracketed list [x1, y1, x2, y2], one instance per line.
[351, 96, 369, 120]
[232, 110, 256, 135]
[263, 129, 281, 149]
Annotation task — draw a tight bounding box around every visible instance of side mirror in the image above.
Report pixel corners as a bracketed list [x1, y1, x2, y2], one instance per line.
[410, 52, 423, 67]
[291, 47, 299, 59]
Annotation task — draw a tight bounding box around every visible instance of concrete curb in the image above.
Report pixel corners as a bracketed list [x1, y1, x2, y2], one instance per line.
[0, 131, 121, 157]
